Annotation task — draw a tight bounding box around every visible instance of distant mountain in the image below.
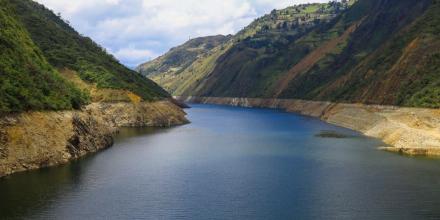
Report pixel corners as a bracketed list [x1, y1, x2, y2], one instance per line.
[137, 35, 231, 77]
[0, 0, 171, 114]
[139, 0, 440, 108]
[137, 1, 352, 96]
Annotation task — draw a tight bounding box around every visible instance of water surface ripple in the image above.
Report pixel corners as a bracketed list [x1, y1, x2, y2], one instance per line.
[1, 104, 440, 219]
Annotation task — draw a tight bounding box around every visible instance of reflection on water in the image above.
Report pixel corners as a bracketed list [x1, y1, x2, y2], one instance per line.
[315, 130, 356, 139]
[115, 127, 160, 140]
[1, 104, 440, 219]
[0, 158, 84, 219]
[0, 127, 173, 219]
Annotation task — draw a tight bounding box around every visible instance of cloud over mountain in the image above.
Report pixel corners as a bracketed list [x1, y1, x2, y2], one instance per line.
[35, 0, 328, 67]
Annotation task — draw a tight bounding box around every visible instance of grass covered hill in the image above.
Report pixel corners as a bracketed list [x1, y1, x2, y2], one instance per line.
[1, 0, 173, 114]
[139, 1, 351, 96]
[0, 0, 87, 114]
[140, 0, 440, 108]
[137, 35, 231, 78]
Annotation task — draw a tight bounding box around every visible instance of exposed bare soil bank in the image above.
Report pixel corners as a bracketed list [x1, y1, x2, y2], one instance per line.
[0, 101, 188, 177]
[179, 97, 440, 157]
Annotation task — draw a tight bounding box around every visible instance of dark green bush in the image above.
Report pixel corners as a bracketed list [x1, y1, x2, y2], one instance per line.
[8, 0, 169, 102]
[0, 1, 88, 114]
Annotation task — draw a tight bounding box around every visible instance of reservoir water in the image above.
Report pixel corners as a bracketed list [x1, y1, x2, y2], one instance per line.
[1, 104, 440, 219]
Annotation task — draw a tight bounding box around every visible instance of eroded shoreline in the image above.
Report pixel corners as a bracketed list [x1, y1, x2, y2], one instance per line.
[177, 96, 440, 157]
[0, 100, 188, 177]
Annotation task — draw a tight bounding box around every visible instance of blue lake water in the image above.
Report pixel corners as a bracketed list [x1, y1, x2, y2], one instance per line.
[1, 104, 440, 219]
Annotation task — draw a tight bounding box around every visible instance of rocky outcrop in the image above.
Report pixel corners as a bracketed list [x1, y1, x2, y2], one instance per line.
[179, 97, 440, 156]
[86, 101, 189, 127]
[0, 101, 188, 177]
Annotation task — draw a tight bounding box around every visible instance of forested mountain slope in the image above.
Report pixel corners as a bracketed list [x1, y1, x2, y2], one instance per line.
[0, 0, 188, 177]
[139, 1, 351, 96]
[0, 0, 171, 115]
[0, 0, 87, 114]
[140, 0, 440, 108]
[278, 0, 436, 107]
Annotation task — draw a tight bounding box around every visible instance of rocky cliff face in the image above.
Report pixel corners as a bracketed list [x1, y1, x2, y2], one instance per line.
[0, 101, 188, 177]
[179, 97, 440, 156]
[86, 101, 189, 127]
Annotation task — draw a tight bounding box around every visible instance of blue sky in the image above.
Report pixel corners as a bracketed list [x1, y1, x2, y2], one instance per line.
[35, 0, 329, 67]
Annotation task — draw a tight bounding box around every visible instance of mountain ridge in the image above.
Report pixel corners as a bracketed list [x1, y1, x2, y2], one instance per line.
[138, 0, 439, 108]
[137, 35, 231, 78]
[1, 0, 173, 115]
[138, 1, 351, 96]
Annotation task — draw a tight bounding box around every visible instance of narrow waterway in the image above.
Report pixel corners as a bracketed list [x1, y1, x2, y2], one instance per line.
[1, 104, 440, 219]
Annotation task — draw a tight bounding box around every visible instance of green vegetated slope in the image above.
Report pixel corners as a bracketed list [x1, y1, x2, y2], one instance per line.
[198, 1, 354, 97]
[0, 0, 172, 115]
[137, 35, 231, 77]
[138, 1, 353, 96]
[278, 0, 436, 107]
[0, 0, 87, 114]
[141, 0, 440, 108]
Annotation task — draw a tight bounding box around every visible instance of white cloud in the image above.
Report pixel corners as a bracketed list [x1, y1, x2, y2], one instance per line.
[112, 47, 157, 67]
[34, 0, 329, 67]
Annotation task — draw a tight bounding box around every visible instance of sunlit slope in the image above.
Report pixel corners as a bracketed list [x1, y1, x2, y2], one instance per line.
[9, 0, 170, 101]
[0, 0, 87, 114]
[137, 35, 230, 78]
[140, 0, 440, 108]
[139, 2, 350, 96]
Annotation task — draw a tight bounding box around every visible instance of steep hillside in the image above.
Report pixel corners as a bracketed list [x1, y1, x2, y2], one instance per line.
[197, 2, 353, 97]
[142, 0, 440, 108]
[8, 0, 169, 102]
[137, 35, 230, 77]
[278, 0, 436, 107]
[0, 0, 87, 114]
[139, 1, 351, 96]
[0, 0, 189, 177]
